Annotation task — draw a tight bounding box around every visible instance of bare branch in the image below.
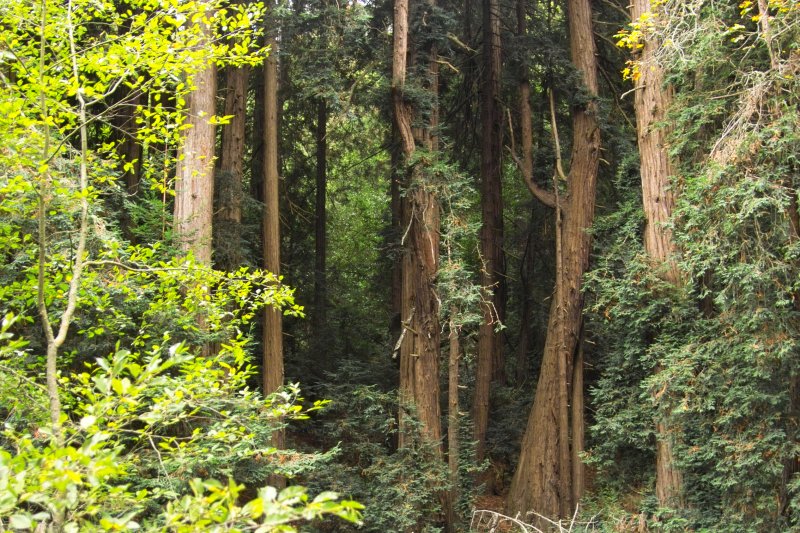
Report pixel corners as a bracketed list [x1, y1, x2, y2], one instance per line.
[508, 147, 557, 208]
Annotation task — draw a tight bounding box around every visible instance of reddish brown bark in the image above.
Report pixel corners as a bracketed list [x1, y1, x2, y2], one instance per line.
[631, 0, 684, 509]
[507, 0, 600, 519]
[262, 22, 284, 466]
[392, 0, 443, 451]
[174, 18, 216, 265]
[217, 65, 249, 270]
[447, 309, 461, 530]
[473, 0, 504, 469]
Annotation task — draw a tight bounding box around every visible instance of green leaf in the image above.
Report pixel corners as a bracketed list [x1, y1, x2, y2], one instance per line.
[9, 513, 32, 529]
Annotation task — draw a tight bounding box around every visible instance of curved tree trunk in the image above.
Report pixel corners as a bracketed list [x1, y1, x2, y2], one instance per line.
[507, 0, 600, 519]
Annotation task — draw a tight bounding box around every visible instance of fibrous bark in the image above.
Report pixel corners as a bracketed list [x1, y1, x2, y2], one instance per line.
[630, 0, 685, 509]
[263, 20, 284, 460]
[174, 15, 217, 265]
[217, 65, 249, 270]
[507, 0, 600, 519]
[392, 0, 443, 451]
[473, 0, 504, 468]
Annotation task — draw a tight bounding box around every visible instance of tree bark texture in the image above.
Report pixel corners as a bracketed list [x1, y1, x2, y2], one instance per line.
[174, 18, 217, 266]
[250, 60, 265, 204]
[473, 0, 504, 468]
[507, 0, 600, 520]
[393, 0, 443, 451]
[513, 0, 534, 387]
[217, 65, 249, 270]
[447, 310, 461, 530]
[630, 0, 684, 509]
[262, 25, 284, 451]
[571, 332, 585, 505]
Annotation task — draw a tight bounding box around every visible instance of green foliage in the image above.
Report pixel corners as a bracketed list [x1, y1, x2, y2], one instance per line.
[0, 312, 362, 531]
[0, 0, 365, 529]
[589, 1, 800, 529]
[302, 384, 449, 532]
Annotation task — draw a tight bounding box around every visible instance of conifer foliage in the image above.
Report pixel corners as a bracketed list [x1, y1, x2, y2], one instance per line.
[1, 0, 800, 530]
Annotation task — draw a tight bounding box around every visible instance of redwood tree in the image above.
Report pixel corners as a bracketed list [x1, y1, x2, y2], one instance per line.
[630, 0, 684, 509]
[174, 11, 217, 265]
[262, 12, 284, 456]
[392, 0, 443, 450]
[472, 0, 504, 468]
[217, 65, 249, 270]
[507, 0, 601, 519]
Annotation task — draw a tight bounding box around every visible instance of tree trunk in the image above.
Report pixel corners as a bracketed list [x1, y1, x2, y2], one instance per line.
[263, 19, 285, 479]
[217, 65, 249, 270]
[447, 310, 461, 532]
[392, 0, 442, 451]
[515, 228, 533, 385]
[507, 0, 600, 519]
[174, 14, 217, 265]
[513, 0, 534, 386]
[313, 98, 328, 362]
[630, 0, 685, 509]
[473, 0, 504, 469]
[112, 89, 143, 241]
[114, 91, 143, 196]
[250, 58, 265, 204]
[390, 121, 403, 349]
[571, 331, 585, 505]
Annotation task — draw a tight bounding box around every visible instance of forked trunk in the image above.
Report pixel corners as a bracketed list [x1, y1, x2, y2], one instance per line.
[507, 0, 600, 519]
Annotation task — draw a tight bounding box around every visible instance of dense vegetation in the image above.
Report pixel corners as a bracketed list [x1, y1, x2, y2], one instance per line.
[0, 0, 798, 531]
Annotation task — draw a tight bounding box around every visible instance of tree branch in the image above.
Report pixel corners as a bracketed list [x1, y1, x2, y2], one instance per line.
[508, 147, 557, 208]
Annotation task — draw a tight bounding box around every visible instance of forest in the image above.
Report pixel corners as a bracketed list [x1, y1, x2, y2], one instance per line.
[0, 0, 798, 530]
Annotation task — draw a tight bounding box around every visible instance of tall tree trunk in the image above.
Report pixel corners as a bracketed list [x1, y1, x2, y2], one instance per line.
[392, 0, 442, 451]
[473, 0, 504, 470]
[630, 0, 685, 509]
[515, 221, 534, 385]
[447, 309, 461, 532]
[114, 91, 143, 196]
[571, 330, 585, 504]
[507, 0, 600, 519]
[263, 17, 285, 480]
[513, 0, 534, 387]
[390, 121, 403, 349]
[217, 65, 249, 270]
[112, 90, 143, 241]
[251, 59, 265, 204]
[313, 98, 328, 362]
[174, 14, 217, 265]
